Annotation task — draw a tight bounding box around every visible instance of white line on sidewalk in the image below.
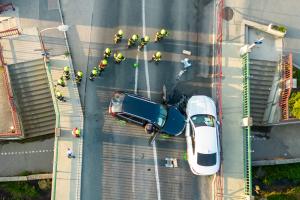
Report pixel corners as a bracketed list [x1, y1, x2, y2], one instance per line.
[142, 0, 161, 200]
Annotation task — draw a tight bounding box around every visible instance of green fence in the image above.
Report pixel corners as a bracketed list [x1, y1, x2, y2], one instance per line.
[241, 53, 252, 196]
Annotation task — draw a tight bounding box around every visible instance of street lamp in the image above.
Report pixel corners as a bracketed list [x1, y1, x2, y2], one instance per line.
[240, 37, 264, 56]
[39, 24, 69, 57]
[40, 24, 69, 33]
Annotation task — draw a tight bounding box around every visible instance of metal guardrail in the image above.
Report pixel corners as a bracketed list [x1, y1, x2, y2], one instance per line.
[38, 31, 61, 200]
[241, 53, 252, 196]
[213, 0, 224, 199]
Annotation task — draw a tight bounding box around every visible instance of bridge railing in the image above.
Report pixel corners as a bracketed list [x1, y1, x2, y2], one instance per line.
[214, 0, 224, 199]
[241, 53, 252, 196]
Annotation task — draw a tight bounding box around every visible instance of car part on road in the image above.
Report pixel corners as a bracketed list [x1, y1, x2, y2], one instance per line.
[176, 58, 192, 80]
[165, 158, 178, 168]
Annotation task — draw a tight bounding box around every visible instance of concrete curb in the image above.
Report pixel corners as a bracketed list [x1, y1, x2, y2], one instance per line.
[0, 173, 52, 182]
[253, 158, 300, 166]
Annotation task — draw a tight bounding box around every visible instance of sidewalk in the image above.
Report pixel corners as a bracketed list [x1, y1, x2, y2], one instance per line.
[49, 55, 83, 200]
[221, 42, 245, 199]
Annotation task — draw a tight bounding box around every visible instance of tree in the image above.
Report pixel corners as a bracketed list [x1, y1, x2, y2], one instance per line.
[292, 100, 300, 119]
[289, 92, 300, 111]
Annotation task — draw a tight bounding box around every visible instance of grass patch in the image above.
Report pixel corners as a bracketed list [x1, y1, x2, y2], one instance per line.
[253, 163, 300, 184]
[253, 164, 300, 199]
[0, 181, 38, 200]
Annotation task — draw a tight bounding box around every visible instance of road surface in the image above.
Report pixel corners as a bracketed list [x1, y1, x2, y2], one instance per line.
[61, 0, 215, 199]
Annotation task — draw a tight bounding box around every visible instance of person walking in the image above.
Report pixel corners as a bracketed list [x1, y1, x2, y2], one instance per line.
[103, 48, 111, 59]
[72, 128, 81, 137]
[55, 90, 65, 102]
[57, 76, 66, 87]
[138, 36, 150, 50]
[155, 28, 168, 42]
[63, 66, 70, 80]
[89, 67, 98, 81]
[127, 34, 139, 48]
[114, 29, 124, 44]
[67, 148, 75, 158]
[75, 70, 83, 85]
[98, 59, 108, 72]
[151, 51, 162, 63]
[145, 123, 155, 134]
[113, 52, 125, 64]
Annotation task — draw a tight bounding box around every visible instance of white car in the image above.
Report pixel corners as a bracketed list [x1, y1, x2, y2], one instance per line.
[185, 95, 220, 175]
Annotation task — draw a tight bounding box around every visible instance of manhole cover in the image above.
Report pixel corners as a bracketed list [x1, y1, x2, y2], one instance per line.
[223, 7, 234, 21]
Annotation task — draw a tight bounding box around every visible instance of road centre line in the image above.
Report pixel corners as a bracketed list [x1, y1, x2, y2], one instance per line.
[142, 0, 161, 200]
[0, 149, 53, 156]
[134, 54, 139, 94]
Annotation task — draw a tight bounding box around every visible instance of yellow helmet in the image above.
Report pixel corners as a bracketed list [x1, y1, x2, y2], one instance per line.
[105, 48, 111, 54]
[118, 29, 124, 36]
[155, 51, 161, 57]
[132, 34, 138, 41]
[160, 29, 167, 35]
[144, 36, 150, 42]
[102, 59, 108, 65]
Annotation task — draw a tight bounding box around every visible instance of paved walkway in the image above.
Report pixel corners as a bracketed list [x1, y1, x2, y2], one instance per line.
[49, 55, 83, 200]
[221, 42, 245, 199]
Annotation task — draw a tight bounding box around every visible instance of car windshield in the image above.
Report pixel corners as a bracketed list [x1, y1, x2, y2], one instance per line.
[156, 105, 167, 127]
[197, 152, 217, 166]
[190, 114, 215, 128]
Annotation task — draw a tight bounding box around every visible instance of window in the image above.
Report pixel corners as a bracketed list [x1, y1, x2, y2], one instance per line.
[156, 105, 167, 127]
[119, 113, 144, 125]
[191, 114, 215, 128]
[197, 153, 216, 166]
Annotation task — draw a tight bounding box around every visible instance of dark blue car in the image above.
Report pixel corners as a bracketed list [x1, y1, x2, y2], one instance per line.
[109, 92, 186, 136]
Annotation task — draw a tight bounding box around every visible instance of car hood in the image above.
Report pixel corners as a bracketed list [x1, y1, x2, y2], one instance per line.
[161, 106, 186, 136]
[186, 96, 216, 117]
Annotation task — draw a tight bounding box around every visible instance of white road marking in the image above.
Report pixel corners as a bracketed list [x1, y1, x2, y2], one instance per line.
[134, 55, 139, 94]
[0, 149, 53, 156]
[142, 0, 161, 200]
[132, 146, 136, 193]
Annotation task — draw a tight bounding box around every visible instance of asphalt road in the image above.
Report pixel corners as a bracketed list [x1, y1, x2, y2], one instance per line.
[61, 0, 215, 199]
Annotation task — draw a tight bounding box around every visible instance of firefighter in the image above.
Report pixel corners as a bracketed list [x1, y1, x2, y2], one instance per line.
[98, 59, 108, 72]
[127, 34, 139, 48]
[151, 51, 162, 63]
[75, 70, 83, 85]
[55, 90, 65, 102]
[138, 35, 150, 50]
[103, 48, 111, 59]
[72, 127, 81, 137]
[155, 28, 168, 42]
[89, 67, 98, 81]
[63, 66, 70, 80]
[57, 76, 65, 87]
[114, 29, 124, 44]
[113, 52, 125, 64]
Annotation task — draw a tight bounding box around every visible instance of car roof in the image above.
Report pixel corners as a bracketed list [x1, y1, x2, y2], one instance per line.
[122, 93, 160, 122]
